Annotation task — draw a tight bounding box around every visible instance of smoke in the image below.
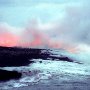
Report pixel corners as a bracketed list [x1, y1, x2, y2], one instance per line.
[0, 1, 90, 50]
[0, 23, 20, 47]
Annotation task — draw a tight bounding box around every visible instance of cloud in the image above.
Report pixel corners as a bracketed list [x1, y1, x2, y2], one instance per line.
[39, 0, 90, 46]
[0, 0, 90, 50]
[0, 0, 77, 7]
[0, 23, 21, 47]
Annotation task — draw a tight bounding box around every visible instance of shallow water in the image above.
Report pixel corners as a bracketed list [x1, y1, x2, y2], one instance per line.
[0, 59, 90, 90]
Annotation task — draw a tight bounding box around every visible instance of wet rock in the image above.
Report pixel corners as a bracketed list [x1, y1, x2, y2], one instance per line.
[0, 69, 22, 81]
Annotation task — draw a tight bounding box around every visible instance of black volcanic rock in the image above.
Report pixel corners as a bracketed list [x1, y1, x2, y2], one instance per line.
[0, 46, 74, 67]
[0, 69, 22, 81]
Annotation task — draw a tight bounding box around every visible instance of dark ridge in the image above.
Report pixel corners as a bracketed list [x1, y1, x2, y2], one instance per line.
[0, 69, 22, 81]
[0, 46, 74, 67]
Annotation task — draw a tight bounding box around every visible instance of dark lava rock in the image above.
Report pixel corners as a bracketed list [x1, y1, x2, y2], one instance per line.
[0, 46, 74, 67]
[0, 69, 22, 81]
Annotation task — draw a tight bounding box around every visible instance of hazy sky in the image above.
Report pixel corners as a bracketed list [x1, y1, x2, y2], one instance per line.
[0, 0, 90, 51]
[0, 0, 84, 26]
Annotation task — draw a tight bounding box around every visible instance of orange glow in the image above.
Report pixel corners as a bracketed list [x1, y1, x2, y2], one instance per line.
[66, 47, 79, 53]
[49, 42, 62, 48]
[0, 33, 78, 54]
[0, 25, 78, 53]
[0, 33, 19, 47]
[31, 38, 42, 46]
